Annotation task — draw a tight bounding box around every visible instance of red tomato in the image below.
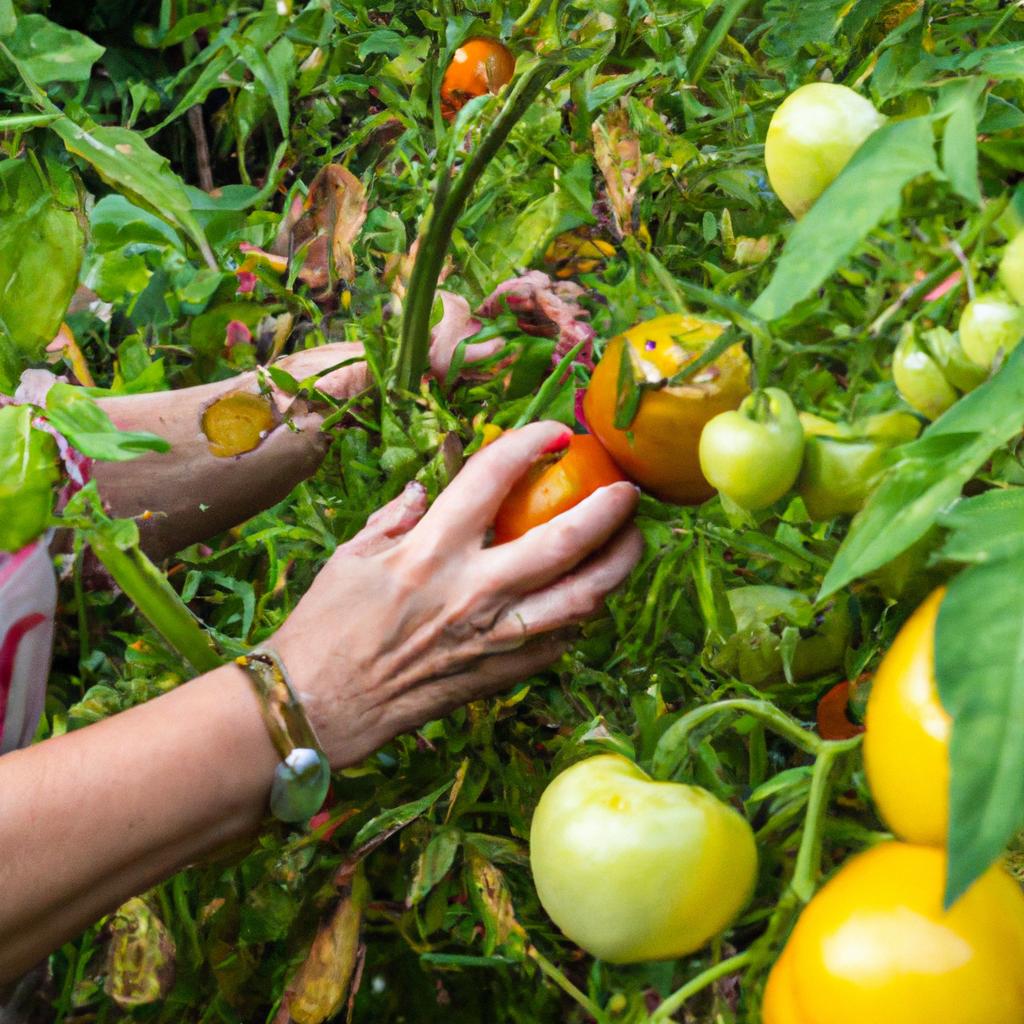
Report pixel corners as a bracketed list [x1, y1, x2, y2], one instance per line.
[816, 678, 867, 741]
[493, 434, 626, 544]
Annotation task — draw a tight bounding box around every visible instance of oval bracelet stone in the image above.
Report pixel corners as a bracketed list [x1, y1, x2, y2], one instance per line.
[270, 747, 331, 823]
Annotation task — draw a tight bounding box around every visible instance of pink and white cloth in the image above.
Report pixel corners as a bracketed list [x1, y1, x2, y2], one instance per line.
[0, 539, 56, 754]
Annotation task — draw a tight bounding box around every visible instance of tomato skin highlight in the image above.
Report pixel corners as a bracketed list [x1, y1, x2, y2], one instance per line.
[529, 754, 757, 964]
[440, 38, 516, 119]
[583, 314, 752, 505]
[762, 842, 1024, 1024]
[492, 434, 625, 544]
[864, 588, 951, 845]
[698, 387, 804, 510]
[764, 83, 886, 218]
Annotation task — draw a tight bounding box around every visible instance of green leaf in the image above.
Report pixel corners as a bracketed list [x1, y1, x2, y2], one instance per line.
[752, 117, 939, 321]
[6, 15, 103, 83]
[46, 118, 216, 268]
[820, 343, 1024, 600]
[0, 0, 15, 37]
[937, 490, 1024, 564]
[407, 827, 461, 906]
[352, 781, 453, 849]
[0, 405, 58, 551]
[45, 384, 169, 461]
[0, 157, 85, 362]
[612, 339, 644, 430]
[937, 560, 1024, 904]
[938, 78, 986, 208]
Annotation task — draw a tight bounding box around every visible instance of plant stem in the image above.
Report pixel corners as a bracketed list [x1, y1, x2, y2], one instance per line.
[395, 58, 564, 391]
[652, 699, 829, 778]
[527, 945, 609, 1024]
[648, 949, 755, 1022]
[685, 0, 757, 86]
[88, 533, 222, 675]
[791, 743, 845, 902]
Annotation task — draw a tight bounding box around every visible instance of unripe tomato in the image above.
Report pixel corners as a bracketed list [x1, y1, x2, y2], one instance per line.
[999, 232, 1024, 305]
[764, 83, 886, 218]
[440, 38, 516, 119]
[492, 434, 626, 544]
[698, 388, 804, 510]
[863, 588, 950, 845]
[529, 755, 757, 963]
[762, 842, 1024, 1024]
[583, 315, 752, 505]
[958, 292, 1024, 369]
[893, 328, 959, 420]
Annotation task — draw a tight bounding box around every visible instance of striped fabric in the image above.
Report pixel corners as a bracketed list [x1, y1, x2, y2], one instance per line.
[0, 539, 56, 754]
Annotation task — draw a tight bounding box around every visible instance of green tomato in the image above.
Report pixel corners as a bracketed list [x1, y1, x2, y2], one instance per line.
[529, 755, 757, 963]
[998, 232, 1024, 305]
[893, 328, 959, 420]
[698, 388, 804, 510]
[764, 83, 886, 219]
[796, 412, 921, 521]
[958, 293, 1024, 369]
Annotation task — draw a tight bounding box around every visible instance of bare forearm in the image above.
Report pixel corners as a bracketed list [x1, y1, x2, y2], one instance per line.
[0, 665, 277, 981]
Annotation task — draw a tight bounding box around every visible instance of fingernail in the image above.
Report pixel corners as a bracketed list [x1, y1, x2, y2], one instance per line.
[540, 430, 573, 455]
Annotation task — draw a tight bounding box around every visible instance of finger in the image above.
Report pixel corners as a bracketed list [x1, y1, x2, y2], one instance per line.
[384, 632, 573, 738]
[489, 524, 643, 643]
[417, 421, 572, 542]
[484, 481, 639, 595]
[340, 483, 429, 557]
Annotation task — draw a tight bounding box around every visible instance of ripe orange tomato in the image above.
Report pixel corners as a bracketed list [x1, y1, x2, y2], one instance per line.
[762, 842, 1024, 1024]
[492, 434, 625, 544]
[440, 38, 516, 119]
[583, 314, 751, 504]
[863, 588, 950, 845]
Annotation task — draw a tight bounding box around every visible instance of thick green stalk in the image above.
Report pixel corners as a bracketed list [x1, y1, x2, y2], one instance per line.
[395, 59, 565, 391]
[527, 945, 610, 1024]
[648, 949, 755, 1022]
[89, 533, 222, 674]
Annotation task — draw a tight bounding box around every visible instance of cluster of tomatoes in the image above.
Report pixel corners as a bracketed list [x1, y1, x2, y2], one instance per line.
[444, 44, 1024, 1020]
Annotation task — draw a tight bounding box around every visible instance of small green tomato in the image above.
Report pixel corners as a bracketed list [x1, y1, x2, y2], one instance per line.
[529, 755, 757, 964]
[765, 83, 886, 218]
[998, 232, 1024, 305]
[958, 293, 1024, 369]
[698, 388, 804, 511]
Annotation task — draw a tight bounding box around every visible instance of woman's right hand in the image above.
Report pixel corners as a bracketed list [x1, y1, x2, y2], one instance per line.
[272, 421, 643, 767]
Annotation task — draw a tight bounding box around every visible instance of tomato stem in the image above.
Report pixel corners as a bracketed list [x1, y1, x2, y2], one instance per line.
[647, 949, 755, 1022]
[791, 743, 847, 903]
[395, 57, 565, 392]
[527, 944, 610, 1024]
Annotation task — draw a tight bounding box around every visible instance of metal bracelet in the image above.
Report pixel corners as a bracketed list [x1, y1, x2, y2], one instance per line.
[236, 647, 330, 823]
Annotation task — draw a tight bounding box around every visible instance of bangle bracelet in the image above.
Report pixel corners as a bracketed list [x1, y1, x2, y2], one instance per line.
[236, 647, 330, 823]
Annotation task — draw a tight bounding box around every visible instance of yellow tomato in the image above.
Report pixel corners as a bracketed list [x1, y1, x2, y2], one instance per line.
[529, 754, 757, 963]
[765, 83, 886, 219]
[583, 314, 751, 504]
[863, 588, 950, 845]
[762, 842, 1024, 1024]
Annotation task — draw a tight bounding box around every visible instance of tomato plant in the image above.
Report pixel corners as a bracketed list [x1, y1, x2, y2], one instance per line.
[529, 755, 757, 963]
[4, 2, 1024, 1021]
[492, 433, 625, 543]
[583, 314, 751, 504]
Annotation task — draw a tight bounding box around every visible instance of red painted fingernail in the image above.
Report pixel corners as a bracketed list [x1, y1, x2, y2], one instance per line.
[540, 430, 573, 455]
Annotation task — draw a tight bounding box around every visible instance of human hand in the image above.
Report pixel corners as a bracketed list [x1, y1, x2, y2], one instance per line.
[271, 421, 643, 767]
